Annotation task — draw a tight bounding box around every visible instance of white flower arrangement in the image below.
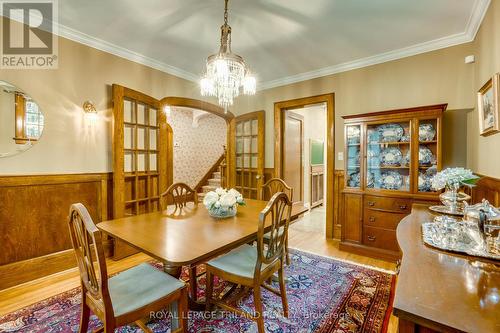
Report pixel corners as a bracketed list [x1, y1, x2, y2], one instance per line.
[203, 187, 245, 217]
[431, 167, 479, 191]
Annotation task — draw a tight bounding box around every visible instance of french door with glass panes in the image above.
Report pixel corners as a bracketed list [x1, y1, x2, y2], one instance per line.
[112, 84, 168, 259]
[234, 111, 265, 200]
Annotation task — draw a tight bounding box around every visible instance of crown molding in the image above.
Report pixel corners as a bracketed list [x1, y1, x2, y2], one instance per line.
[57, 23, 200, 83]
[259, 0, 491, 90]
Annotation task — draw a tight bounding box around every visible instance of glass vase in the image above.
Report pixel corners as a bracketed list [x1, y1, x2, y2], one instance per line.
[439, 184, 470, 213]
[208, 205, 237, 219]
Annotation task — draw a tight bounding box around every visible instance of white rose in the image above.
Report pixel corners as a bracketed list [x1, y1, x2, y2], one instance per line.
[215, 187, 226, 196]
[228, 188, 241, 198]
[203, 191, 219, 208]
[220, 193, 237, 208]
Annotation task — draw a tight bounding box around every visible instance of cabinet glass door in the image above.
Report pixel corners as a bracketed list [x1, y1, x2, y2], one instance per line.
[366, 121, 411, 191]
[417, 118, 439, 193]
[346, 125, 361, 188]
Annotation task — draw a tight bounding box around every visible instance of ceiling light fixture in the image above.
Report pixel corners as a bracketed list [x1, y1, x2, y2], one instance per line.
[200, 0, 256, 112]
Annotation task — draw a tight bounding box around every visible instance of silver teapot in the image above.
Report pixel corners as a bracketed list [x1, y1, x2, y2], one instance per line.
[464, 199, 500, 254]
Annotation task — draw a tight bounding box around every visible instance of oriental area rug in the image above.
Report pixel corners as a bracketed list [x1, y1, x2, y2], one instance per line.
[0, 249, 395, 333]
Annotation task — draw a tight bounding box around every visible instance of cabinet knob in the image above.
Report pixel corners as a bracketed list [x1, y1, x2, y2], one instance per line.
[369, 216, 376, 222]
[367, 235, 376, 241]
[399, 204, 407, 210]
[367, 201, 375, 207]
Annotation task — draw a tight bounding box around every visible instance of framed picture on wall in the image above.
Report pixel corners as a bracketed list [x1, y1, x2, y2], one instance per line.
[478, 73, 500, 136]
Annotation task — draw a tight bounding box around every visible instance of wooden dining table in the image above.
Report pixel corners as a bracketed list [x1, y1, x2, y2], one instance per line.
[97, 199, 308, 310]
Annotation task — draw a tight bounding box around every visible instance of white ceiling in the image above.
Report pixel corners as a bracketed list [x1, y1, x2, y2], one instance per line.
[56, 0, 490, 90]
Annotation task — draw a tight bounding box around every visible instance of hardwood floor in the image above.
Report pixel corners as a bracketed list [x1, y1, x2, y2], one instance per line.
[0, 208, 398, 332]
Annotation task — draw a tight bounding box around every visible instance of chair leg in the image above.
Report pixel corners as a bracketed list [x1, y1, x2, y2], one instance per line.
[253, 285, 265, 333]
[174, 287, 188, 333]
[285, 237, 291, 265]
[205, 271, 214, 312]
[278, 266, 289, 318]
[103, 323, 115, 333]
[78, 300, 90, 333]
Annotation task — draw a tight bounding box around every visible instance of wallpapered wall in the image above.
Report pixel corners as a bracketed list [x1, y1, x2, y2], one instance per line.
[169, 107, 227, 188]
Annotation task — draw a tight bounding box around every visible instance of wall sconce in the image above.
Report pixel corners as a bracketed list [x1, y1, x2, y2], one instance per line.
[83, 100, 98, 123]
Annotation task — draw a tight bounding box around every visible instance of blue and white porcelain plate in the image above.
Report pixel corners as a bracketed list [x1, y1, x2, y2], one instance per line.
[366, 172, 375, 188]
[419, 145, 434, 165]
[347, 126, 361, 144]
[380, 147, 402, 166]
[377, 123, 404, 142]
[348, 171, 360, 188]
[380, 171, 404, 190]
[400, 134, 411, 142]
[418, 172, 433, 192]
[419, 123, 436, 142]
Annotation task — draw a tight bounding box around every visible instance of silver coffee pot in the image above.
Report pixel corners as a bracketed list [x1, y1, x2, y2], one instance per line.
[464, 199, 500, 254]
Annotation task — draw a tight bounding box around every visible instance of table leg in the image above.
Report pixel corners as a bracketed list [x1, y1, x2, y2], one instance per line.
[163, 262, 205, 311]
[163, 263, 182, 278]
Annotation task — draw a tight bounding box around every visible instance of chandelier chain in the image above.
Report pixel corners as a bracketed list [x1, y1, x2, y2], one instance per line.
[224, 0, 229, 25]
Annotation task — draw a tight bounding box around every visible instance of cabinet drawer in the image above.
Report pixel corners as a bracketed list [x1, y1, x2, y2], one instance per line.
[363, 226, 399, 252]
[363, 209, 406, 230]
[364, 195, 411, 213]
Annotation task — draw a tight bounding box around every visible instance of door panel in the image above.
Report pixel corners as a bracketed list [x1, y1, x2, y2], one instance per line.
[283, 111, 304, 204]
[233, 111, 265, 199]
[112, 85, 167, 259]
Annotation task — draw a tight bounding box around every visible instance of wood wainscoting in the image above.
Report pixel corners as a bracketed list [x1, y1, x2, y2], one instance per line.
[469, 175, 500, 206]
[0, 173, 112, 290]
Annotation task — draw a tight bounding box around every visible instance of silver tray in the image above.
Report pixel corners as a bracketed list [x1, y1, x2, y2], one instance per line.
[422, 221, 500, 261]
[429, 205, 464, 217]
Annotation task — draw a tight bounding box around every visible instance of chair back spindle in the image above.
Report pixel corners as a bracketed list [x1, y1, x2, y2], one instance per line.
[262, 178, 293, 202]
[256, 192, 292, 272]
[160, 182, 198, 217]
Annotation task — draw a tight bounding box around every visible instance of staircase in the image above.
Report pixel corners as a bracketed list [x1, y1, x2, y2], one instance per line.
[198, 169, 222, 203]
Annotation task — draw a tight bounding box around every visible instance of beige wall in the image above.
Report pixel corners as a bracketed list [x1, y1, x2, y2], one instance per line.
[0, 16, 207, 175]
[467, 0, 500, 178]
[232, 42, 476, 170]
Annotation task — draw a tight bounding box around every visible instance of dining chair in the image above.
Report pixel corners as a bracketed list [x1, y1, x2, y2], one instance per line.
[205, 192, 292, 333]
[68, 203, 188, 333]
[160, 182, 198, 217]
[261, 178, 293, 264]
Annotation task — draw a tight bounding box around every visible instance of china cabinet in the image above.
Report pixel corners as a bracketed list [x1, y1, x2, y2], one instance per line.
[340, 104, 446, 261]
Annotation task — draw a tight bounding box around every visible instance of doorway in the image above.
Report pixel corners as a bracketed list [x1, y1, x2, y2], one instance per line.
[274, 94, 335, 238]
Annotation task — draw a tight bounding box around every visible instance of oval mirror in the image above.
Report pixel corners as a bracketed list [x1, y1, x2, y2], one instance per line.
[0, 80, 44, 157]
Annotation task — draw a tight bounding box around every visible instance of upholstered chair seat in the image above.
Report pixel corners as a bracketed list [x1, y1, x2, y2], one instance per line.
[207, 244, 270, 280]
[108, 263, 186, 317]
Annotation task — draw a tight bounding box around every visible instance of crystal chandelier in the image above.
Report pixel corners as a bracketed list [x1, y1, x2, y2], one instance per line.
[200, 0, 256, 111]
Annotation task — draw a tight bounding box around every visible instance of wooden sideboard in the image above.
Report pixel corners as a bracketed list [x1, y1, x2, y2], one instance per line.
[394, 205, 500, 332]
